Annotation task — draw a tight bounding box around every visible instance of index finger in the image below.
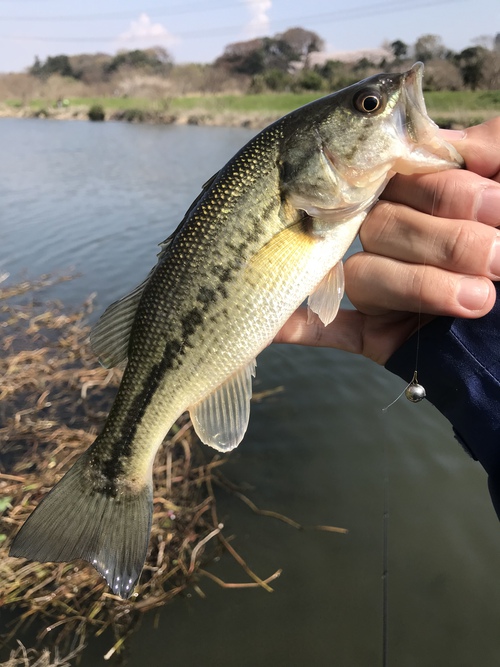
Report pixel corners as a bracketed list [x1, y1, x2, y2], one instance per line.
[381, 119, 500, 224]
[381, 169, 500, 226]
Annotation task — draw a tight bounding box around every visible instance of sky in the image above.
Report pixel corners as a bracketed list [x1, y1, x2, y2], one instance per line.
[0, 0, 499, 73]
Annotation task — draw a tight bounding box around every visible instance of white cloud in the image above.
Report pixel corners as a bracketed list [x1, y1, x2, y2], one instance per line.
[244, 0, 272, 38]
[118, 13, 179, 47]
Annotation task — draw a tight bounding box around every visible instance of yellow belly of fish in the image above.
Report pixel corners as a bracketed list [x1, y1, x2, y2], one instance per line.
[126, 214, 363, 475]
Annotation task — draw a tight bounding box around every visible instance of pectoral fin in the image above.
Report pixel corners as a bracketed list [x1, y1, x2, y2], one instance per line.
[189, 361, 256, 452]
[307, 261, 345, 326]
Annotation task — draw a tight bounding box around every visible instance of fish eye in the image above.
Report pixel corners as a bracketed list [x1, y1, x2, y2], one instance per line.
[353, 89, 384, 115]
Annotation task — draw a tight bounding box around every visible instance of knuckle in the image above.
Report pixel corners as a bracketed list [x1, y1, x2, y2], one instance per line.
[344, 252, 374, 300]
[344, 251, 372, 281]
[442, 224, 482, 270]
[410, 265, 455, 312]
[361, 201, 399, 250]
[432, 174, 472, 220]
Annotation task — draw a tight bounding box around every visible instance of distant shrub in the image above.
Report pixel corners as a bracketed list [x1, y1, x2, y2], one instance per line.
[294, 69, 324, 91]
[249, 68, 293, 92]
[121, 108, 145, 122]
[88, 104, 105, 121]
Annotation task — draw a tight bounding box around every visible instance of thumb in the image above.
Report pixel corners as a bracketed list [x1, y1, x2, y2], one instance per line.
[440, 119, 500, 181]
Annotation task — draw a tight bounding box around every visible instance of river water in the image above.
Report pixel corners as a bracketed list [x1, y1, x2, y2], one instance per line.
[2, 118, 500, 667]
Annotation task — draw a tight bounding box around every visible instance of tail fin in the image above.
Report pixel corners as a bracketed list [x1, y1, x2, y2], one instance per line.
[10, 453, 152, 598]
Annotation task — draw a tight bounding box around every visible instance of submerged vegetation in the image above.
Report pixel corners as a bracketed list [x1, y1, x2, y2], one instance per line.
[0, 276, 288, 662]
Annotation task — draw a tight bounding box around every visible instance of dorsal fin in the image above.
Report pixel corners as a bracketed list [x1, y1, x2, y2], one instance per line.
[90, 279, 147, 369]
[90, 235, 177, 369]
[90, 171, 221, 369]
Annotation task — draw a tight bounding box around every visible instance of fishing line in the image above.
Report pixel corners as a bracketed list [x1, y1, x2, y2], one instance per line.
[380, 182, 438, 666]
[382, 183, 439, 411]
[381, 433, 390, 667]
[404, 183, 441, 402]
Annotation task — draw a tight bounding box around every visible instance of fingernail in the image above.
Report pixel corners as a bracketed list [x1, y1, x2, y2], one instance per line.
[438, 129, 466, 141]
[477, 187, 500, 225]
[457, 277, 490, 310]
[489, 237, 500, 277]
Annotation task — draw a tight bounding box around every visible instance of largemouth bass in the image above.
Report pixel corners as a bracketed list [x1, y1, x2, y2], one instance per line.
[10, 63, 463, 597]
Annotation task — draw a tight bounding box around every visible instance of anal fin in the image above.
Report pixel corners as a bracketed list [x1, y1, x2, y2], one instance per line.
[189, 360, 256, 452]
[307, 261, 345, 326]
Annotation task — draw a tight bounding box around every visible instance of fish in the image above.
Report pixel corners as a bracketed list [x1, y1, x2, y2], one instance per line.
[10, 63, 463, 598]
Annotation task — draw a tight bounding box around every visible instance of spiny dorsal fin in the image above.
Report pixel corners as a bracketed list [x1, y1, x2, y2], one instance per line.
[90, 278, 147, 369]
[90, 171, 222, 370]
[307, 261, 345, 326]
[189, 360, 256, 452]
[90, 234, 178, 369]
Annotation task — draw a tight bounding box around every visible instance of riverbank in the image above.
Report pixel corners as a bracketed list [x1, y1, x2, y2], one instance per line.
[0, 102, 281, 129]
[1, 88, 499, 129]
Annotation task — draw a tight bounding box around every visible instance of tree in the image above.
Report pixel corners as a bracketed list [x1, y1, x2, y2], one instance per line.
[30, 56, 42, 77]
[481, 50, 500, 88]
[414, 34, 446, 62]
[68, 53, 112, 84]
[216, 28, 325, 75]
[276, 27, 324, 59]
[390, 40, 408, 61]
[455, 46, 487, 89]
[314, 60, 358, 89]
[105, 48, 173, 76]
[422, 59, 462, 90]
[30, 54, 74, 79]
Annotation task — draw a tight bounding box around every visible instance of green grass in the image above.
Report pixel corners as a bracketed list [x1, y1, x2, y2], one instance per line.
[170, 93, 320, 114]
[4, 92, 321, 115]
[4, 90, 498, 125]
[424, 89, 500, 111]
[60, 90, 500, 116]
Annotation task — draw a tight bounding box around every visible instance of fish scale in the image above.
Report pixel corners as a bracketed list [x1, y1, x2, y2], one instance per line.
[10, 63, 464, 597]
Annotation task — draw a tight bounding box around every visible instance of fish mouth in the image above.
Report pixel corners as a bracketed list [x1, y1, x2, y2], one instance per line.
[397, 62, 464, 171]
[401, 62, 428, 143]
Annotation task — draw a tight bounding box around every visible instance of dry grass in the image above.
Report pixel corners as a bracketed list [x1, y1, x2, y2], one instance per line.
[0, 275, 346, 664]
[0, 276, 281, 662]
[0, 640, 84, 667]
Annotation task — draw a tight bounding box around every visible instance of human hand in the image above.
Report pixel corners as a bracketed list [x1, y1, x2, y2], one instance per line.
[275, 119, 500, 365]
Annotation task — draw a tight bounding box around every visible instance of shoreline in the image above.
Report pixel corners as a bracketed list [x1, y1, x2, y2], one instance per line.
[1, 103, 498, 131]
[0, 104, 280, 129]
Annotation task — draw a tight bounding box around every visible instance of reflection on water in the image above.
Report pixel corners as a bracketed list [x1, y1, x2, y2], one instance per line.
[2, 118, 500, 666]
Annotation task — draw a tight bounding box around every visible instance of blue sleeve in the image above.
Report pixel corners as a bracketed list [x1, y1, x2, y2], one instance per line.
[385, 282, 500, 518]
